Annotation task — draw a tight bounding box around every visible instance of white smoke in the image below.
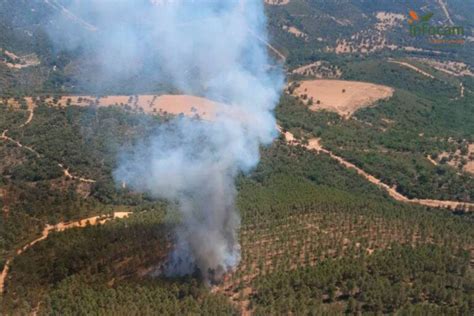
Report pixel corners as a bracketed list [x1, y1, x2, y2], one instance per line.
[48, 0, 283, 282]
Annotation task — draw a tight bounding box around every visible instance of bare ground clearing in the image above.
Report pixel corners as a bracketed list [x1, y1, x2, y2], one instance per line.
[291, 61, 342, 79]
[7, 94, 219, 120]
[290, 80, 393, 118]
[6, 94, 470, 210]
[1, 50, 40, 69]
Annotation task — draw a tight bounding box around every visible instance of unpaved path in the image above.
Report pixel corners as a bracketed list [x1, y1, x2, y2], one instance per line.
[1, 110, 95, 183]
[279, 127, 473, 211]
[437, 0, 454, 25]
[389, 60, 435, 79]
[246, 27, 286, 61]
[1, 129, 40, 157]
[7, 95, 218, 121]
[43, 0, 97, 31]
[58, 163, 96, 183]
[1, 50, 40, 69]
[426, 155, 438, 166]
[0, 212, 131, 294]
[19, 106, 34, 128]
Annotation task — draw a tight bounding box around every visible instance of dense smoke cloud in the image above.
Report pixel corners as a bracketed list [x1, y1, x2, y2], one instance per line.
[50, 0, 282, 281]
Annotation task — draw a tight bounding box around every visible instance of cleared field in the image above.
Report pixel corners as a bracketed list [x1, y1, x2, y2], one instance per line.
[290, 79, 394, 118]
[7, 94, 218, 120]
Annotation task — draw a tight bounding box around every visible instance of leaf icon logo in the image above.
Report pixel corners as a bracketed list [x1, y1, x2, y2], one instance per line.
[421, 12, 434, 22]
[409, 10, 419, 21]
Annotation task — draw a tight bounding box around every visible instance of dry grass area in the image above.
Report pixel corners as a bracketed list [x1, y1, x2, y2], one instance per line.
[330, 11, 402, 55]
[333, 38, 397, 54]
[282, 25, 308, 41]
[6, 94, 219, 120]
[291, 61, 342, 79]
[433, 143, 474, 175]
[375, 12, 405, 31]
[289, 80, 394, 118]
[466, 144, 474, 174]
[1, 50, 40, 69]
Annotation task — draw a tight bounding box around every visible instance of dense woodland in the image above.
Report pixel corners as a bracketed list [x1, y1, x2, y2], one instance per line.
[278, 58, 474, 202]
[1, 0, 473, 315]
[1, 100, 473, 314]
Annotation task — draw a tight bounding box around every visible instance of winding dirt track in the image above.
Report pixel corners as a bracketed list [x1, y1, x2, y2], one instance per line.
[1, 108, 95, 183]
[5, 97, 470, 210]
[279, 127, 473, 211]
[0, 212, 131, 294]
[246, 27, 286, 61]
[19, 107, 34, 127]
[43, 0, 97, 32]
[388, 60, 435, 79]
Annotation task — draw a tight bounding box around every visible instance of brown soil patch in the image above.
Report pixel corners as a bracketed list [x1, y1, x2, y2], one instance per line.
[290, 80, 393, 118]
[375, 12, 405, 31]
[291, 61, 342, 79]
[7, 95, 218, 120]
[465, 144, 474, 174]
[330, 13, 402, 55]
[1, 50, 40, 69]
[434, 143, 474, 175]
[282, 25, 308, 40]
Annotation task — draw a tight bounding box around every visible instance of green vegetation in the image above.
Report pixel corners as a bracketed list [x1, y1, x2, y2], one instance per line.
[1, 0, 473, 314]
[251, 245, 473, 315]
[1, 104, 472, 313]
[2, 211, 236, 315]
[278, 58, 474, 202]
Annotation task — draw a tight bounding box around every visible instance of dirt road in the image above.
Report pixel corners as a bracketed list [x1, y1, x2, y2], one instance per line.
[0, 212, 132, 294]
[1, 110, 96, 183]
[389, 60, 435, 79]
[280, 127, 473, 211]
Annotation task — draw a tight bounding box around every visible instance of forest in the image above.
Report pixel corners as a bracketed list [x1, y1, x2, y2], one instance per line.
[1, 0, 473, 314]
[278, 58, 474, 203]
[1, 100, 473, 314]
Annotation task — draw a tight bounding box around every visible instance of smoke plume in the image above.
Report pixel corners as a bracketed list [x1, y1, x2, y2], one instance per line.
[49, 0, 282, 281]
